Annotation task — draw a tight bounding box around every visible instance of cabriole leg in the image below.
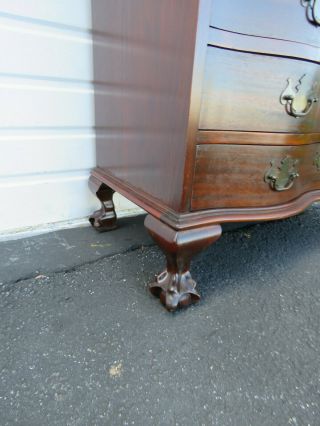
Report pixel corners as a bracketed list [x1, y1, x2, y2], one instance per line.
[144, 214, 222, 311]
[88, 175, 117, 232]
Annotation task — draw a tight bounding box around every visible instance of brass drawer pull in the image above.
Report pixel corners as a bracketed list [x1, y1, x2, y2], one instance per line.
[280, 74, 318, 118]
[302, 0, 320, 25]
[265, 157, 299, 191]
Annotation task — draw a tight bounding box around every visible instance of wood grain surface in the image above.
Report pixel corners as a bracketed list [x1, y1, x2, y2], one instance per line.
[92, 0, 200, 211]
[208, 27, 320, 64]
[196, 131, 320, 146]
[192, 144, 320, 210]
[199, 47, 320, 133]
[210, 0, 320, 48]
[90, 0, 320, 229]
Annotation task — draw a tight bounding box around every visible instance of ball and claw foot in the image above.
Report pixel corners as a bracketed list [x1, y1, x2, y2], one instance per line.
[89, 203, 117, 232]
[149, 270, 200, 311]
[88, 176, 117, 232]
[144, 214, 222, 312]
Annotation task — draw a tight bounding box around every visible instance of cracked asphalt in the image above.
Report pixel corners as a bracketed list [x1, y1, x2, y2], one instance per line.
[0, 211, 320, 426]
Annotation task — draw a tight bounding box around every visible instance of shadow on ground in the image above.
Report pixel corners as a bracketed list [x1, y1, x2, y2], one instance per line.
[1, 208, 319, 425]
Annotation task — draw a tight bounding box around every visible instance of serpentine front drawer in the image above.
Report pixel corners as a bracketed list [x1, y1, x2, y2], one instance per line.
[210, 0, 320, 48]
[191, 144, 320, 210]
[199, 47, 320, 133]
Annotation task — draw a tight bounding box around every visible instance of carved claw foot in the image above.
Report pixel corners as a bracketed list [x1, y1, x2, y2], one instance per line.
[88, 176, 117, 232]
[145, 214, 222, 312]
[89, 204, 117, 232]
[150, 270, 200, 311]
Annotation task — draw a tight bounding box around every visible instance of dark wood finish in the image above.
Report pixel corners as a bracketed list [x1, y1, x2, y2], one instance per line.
[91, 168, 320, 229]
[196, 131, 320, 146]
[200, 47, 320, 133]
[180, 0, 213, 212]
[192, 144, 320, 210]
[92, 167, 168, 221]
[91, 0, 203, 212]
[145, 214, 222, 311]
[88, 175, 117, 232]
[89, 0, 320, 310]
[208, 27, 320, 64]
[161, 190, 320, 229]
[210, 0, 320, 49]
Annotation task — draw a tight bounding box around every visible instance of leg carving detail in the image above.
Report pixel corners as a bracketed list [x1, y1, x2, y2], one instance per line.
[144, 215, 222, 311]
[88, 175, 117, 232]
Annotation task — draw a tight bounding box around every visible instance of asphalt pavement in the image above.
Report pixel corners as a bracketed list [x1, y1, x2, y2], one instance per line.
[0, 210, 319, 426]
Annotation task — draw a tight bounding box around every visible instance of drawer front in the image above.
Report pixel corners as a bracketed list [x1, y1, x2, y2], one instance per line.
[210, 0, 320, 48]
[191, 144, 320, 210]
[199, 47, 320, 133]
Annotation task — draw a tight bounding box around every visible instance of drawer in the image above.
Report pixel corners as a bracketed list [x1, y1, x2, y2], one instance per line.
[191, 144, 320, 210]
[199, 47, 320, 133]
[210, 0, 320, 48]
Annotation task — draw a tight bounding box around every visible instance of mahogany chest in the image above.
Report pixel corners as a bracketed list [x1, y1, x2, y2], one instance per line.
[89, 0, 320, 311]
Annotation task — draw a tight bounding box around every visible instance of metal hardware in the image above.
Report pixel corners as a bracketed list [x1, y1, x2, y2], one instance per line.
[314, 152, 320, 170]
[302, 0, 320, 25]
[265, 157, 299, 191]
[280, 74, 318, 118]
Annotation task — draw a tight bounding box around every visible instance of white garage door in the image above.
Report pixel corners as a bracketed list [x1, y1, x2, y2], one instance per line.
[0, 0, 140, 237]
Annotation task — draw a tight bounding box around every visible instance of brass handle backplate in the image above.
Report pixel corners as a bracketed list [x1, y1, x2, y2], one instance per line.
[265, 157, 299, 191]
[302, 0, 320, 25]
[280, 74, 318, 118]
